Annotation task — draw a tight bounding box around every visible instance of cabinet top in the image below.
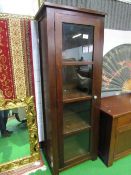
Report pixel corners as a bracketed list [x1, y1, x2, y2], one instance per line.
[35, 1, 106, 21]
[100, 94, 131, 118]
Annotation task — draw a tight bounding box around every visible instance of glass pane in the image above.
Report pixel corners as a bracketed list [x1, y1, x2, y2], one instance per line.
[0, 107, 30, 164]
[63, 65, 92, 101]
[64, 131, 90, 162]
[63, 101, 91, 136]
[62, 23, 94, 62]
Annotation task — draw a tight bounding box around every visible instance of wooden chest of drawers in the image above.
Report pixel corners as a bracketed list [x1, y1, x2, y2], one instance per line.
[99, 94, 131, 166]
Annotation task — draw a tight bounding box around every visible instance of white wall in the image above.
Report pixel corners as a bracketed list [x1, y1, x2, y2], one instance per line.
[0, 0, 38, 16]
[31, 21, 44, 142]
[103, 29, 131, 55]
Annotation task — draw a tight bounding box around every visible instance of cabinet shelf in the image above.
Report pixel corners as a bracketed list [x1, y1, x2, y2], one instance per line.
[64, 130, 90, 162]
[63, 112, 91, 137]
[63, 89, 92, 103]
[64, 152, 90, 164]
[62, 61, 93, 66]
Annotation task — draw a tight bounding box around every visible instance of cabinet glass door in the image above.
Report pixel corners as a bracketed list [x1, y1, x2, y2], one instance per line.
[62, 23, 94, 101]
[62, 22, 94, 163]
[62, 23, 94, 62]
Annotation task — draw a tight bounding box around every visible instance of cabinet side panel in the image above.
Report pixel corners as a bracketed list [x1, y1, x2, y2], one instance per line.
[99, 112, 112, 165]
[39, 15, 53, 164]
[46, 8, 59, 174]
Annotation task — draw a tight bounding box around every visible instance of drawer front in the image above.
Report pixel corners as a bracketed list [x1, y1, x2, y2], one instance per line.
[115, 126, 131, 155]
[117, 113, 131, 128]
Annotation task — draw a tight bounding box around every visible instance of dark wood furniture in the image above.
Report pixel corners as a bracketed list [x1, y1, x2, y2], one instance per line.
[99, 94, 131, 166]
[35, 2, 105, 175]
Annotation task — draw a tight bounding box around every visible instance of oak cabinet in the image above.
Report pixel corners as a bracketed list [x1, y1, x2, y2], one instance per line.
[99, 94, 131, 166]
[35, 2, 105, 175]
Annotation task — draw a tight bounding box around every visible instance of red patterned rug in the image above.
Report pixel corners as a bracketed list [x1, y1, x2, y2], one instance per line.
[0, 16, 35, 100]
[0, 15, 42, 174]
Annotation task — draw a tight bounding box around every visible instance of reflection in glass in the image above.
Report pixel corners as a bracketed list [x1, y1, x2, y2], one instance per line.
[62, 23, 94, 62]
[64, 131, 90, 162]
[63, 65, 92, 100]
[0, 107, 30, 164]
[63, 101, 91, 136]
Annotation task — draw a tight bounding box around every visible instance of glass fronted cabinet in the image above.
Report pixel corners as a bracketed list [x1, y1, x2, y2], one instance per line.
[35, 2, 105, 175]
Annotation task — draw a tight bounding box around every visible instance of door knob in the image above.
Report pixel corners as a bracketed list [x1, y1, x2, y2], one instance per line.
[94, 95, 98, 99]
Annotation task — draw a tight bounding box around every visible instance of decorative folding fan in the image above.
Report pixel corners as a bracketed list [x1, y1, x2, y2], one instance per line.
[102, 44, 131, 92]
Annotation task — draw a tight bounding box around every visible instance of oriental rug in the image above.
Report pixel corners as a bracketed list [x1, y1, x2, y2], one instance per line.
[0, 16, 34, 99]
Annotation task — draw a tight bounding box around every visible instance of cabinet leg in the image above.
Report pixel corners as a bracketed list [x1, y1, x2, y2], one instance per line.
[92, 155, 97, 161]
[107, 160, 113, 167]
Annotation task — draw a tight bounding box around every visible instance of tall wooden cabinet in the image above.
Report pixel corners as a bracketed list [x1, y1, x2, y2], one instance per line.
[35, 2, 105, 175]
